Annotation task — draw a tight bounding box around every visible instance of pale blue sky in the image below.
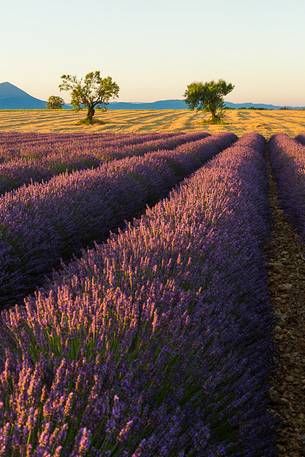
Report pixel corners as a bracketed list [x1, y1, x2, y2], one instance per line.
[1, 0, 305, 104]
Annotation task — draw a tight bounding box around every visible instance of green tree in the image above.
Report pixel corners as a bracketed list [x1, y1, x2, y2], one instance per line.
[59, 71, 120, 124]
[47, 96, 64, 109]
[184, 79, 235, 122]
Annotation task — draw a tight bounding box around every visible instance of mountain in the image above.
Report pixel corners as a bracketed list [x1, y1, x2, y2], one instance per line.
[225, 101, 281, 110]
[108, 99, 188, 110]
[108, 100, 304, 110]
[223, 101, 298, 110]
[0, 82, 46, 109]
[1, 82, 304, 110]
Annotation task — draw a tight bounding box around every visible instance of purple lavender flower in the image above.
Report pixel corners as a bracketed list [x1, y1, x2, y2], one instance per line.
[270, 134, 305, 241]
[0, 132, 234, 307]
[0, 133, 274, 456]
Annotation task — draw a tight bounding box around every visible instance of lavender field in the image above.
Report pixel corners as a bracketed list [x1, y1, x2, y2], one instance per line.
[0, 131, 304, 456]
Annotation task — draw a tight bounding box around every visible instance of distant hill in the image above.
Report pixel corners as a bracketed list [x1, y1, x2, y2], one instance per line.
[0, 82, 304, 110]
[108, 100, 305, 110]
[108, 100, 188, 110]
[0, 82, 46, 109]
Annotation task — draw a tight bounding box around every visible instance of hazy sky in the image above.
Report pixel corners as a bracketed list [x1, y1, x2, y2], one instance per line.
[1, 0, 305, 104]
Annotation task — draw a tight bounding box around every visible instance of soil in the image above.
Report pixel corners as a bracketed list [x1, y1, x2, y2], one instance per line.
[267, 156, 305, 457]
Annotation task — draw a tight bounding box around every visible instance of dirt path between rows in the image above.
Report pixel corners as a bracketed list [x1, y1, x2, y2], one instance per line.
[266, 155, 305, 456]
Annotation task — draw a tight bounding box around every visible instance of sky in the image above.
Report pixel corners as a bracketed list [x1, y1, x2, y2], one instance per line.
[1, 0, 305, 105]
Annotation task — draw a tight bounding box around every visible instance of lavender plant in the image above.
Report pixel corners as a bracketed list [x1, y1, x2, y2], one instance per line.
[0, 132, 207, 194]
[0, 133, 274, 456]
[270, 134, 305, 241]
[0, 132, 177, 163]
[295, 134, 305, 146]
[0, 133, 234, 307]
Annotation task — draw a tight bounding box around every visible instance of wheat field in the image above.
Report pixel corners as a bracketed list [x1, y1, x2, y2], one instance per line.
[1, 109, 305, 137]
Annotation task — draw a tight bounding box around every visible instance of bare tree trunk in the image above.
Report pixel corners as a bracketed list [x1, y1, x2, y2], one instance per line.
[210, 108, 219, 122]
[87, 105, 95, 124]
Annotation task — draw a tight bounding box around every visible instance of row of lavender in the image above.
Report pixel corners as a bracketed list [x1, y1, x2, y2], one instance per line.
[0, 133, 274, 456]
[0, 132, 176, 162]
[0, 132, 207, 195]
[0, 132, 134, 155]
[0, 133, 234, 307]
[270, 134, 305, 241]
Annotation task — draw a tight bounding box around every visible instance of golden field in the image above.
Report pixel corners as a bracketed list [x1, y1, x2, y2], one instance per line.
[0, 109, 305, 137]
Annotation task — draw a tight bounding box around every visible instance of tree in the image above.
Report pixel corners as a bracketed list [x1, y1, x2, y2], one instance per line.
[47, 96, 64, 109]
[184, 79, 235, 122]
[59, 71, 120, 124]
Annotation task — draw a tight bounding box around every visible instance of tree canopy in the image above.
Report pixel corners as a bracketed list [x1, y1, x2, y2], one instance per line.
[59, 71, 120, 124]
[47, 96, 64, 109]
[184, 80, 235, 121]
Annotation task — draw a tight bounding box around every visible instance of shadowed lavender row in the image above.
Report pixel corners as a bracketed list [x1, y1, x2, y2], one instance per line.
[0, 133, 234, 307]
[0, 131, 178, 163]
[0, 133, 274, 456]
[0, 132, 206, 195]
[295, 134, 305, 146]
[270, 134, 305, 241]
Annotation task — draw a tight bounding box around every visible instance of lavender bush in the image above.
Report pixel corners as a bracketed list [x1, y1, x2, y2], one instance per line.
[0, 132, 207, 195]
[269, 134, 305, 241]
[0, 132, 140, 162]
[0, 132, 173, 163]
[0, 133, 274, 456]
[7, 132, 178, 161]
[295, 133, 305, 146]
[0, 132, 117, 162]
[0, 133, 234, 307]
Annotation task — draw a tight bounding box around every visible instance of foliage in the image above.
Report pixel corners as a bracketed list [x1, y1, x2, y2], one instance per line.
[0, 134, 275, 455]
[0, 131, 213, 306]
[59, 71, 120, 124]
[47, 95, 64, 109]
[184, 79, 234, 121]
[270, 134, 305, 242]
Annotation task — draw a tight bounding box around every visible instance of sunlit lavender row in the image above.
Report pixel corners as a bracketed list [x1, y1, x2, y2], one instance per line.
[0, 133, 234, 307]
[0, 133, 274, 456]
[0, 131, 178, 163]
[0, 132, 94, 145]
[0, 131, 142, 146]
[0, 132, 126, 160]
[0, 131, 115, 144]
[270, 134, 305, 241]
[0, 132, 207, 194]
